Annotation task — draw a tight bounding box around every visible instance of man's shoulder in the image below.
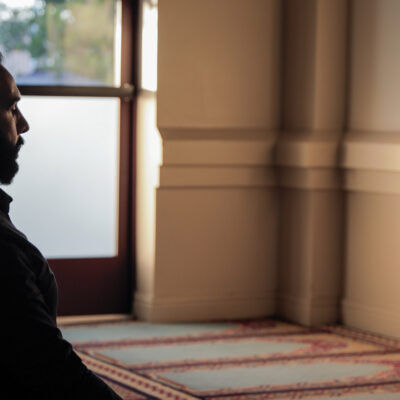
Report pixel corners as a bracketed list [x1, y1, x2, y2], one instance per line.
[0, 217, 50, 283]
[0, 217, 26, 249]
[0, 210, 27, 238]
[0, 233, 29, 263]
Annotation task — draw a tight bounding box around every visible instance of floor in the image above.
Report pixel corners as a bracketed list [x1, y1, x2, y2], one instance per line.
[59, 317, 400, 399]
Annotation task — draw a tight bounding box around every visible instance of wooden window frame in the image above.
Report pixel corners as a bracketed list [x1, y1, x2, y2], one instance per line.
[18, 0, 138, 316]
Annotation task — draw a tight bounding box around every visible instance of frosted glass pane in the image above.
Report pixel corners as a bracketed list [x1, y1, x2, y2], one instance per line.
[6, 97, 120, 259]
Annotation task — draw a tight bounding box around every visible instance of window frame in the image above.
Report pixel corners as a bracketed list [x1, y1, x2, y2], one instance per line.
[14, 0, 138, 315]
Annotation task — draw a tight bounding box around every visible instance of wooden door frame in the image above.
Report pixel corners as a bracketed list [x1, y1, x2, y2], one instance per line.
[20, 0, 139, 315]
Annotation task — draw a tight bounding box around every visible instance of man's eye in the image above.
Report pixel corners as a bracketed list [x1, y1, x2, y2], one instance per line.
[10, 105, 17, 114]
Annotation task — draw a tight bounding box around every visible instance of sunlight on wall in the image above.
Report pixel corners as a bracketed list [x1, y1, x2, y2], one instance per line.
[135, 0, 161, 295]
[136, 94, 161, 287]
[141, 0, 158, 91]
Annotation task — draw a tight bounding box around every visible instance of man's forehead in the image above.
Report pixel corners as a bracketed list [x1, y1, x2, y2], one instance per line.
[0, 66, 21, 104]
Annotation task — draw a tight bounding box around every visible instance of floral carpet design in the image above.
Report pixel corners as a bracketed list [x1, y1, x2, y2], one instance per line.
[59, 319, 400, 399]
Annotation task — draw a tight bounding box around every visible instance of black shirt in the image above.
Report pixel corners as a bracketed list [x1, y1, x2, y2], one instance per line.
[0, 189, 123, 400]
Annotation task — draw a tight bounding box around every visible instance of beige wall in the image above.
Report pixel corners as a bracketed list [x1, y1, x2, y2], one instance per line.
[276, 0, 347, 325]
[157, 0, 280, 129]
[135, 0, 400, 335]
[349, 0, 400, 131]
[342, 0, 400, 337]
[135, 0, 281, 321]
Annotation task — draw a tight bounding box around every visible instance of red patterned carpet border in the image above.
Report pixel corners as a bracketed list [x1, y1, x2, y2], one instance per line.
[80, 331, 394, 372]
[116, 349, 399, 372]
[78, 352, 201, 400]
[68, 320, 314, 350]
[202, 382, 400, 400]
[323, 324, 400, 349]
[80, 351, 400, 400]
[146, 353, 400, 396]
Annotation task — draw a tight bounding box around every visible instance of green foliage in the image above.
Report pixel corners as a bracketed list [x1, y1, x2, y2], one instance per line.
[0, 2, 47, 58]
[0, 0, 115, 84]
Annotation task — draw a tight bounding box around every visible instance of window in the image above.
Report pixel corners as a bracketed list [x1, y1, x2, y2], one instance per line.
[0, 0, 136, 314]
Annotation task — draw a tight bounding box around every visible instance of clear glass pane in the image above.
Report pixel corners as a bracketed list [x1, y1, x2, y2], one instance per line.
[0, 0, 121, 86]
[6, 96, 120, 259]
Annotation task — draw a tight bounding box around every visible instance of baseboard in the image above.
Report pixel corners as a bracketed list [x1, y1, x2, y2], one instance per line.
[342, 299, 400, 339]
[57, 314, 132, 326]
[278, 294, 340, 326]
[133, 291, 275, 322]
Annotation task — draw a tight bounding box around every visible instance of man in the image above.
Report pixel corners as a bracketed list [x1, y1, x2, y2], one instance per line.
[0, 53, 124, 399]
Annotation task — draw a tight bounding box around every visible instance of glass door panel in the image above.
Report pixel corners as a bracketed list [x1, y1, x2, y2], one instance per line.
[0, 0, 134, 315]
[6, 96, 120, 259]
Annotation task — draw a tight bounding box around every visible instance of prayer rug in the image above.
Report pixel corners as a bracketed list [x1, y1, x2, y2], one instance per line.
[59, 318, 400, 399]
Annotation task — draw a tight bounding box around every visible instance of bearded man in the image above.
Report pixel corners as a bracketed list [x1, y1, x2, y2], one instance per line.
[0, 53, 124, 399]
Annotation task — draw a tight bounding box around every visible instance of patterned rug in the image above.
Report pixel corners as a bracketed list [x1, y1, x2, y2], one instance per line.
[59, 318, 400, 399]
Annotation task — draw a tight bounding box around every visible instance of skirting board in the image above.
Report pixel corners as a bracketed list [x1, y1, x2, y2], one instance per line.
[57, 314, 132, 326]
[342, 299, 400, 339]
[278, 294, 340, 326]
[133, 292, 275, 322]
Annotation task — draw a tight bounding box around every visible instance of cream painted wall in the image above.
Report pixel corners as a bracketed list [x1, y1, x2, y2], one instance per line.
[344, 193, 400, 336]
[276, 0, 346, 326]
[157, 0, 280, 129]
[342, 0, 400, 338]
[134, 0, 281, 321]
[349, 0, 400, 131]
[134, 0, 400, 334]
[135, 92, 162, 301]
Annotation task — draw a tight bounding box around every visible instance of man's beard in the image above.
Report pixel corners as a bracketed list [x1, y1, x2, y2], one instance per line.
[0, 135, 24, 184]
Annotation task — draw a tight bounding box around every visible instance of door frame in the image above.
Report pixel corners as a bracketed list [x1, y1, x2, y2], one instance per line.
[19, 0, 138, 315]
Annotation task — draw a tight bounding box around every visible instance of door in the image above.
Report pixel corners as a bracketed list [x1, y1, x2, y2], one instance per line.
[0, 0, 137, 315]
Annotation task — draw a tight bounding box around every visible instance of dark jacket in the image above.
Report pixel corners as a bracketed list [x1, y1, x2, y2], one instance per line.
[0, 189, 123, 400]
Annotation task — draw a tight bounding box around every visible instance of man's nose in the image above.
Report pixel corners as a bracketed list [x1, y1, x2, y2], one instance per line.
[18, 112, 29, 134]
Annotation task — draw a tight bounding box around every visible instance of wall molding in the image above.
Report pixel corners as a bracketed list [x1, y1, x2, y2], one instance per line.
[279, 167, 342, 190]
[342, 131, 400, 171]
[276, 136, 341, 168]
[342, 131, 400, 193]
[344, 169, 400, 194]
[158, 130, 348, 190]
[273, 131, 400, 194]
[275, 133, 343, 190]
[158, 128, 277, 167]
[157, 127, 278, 189]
